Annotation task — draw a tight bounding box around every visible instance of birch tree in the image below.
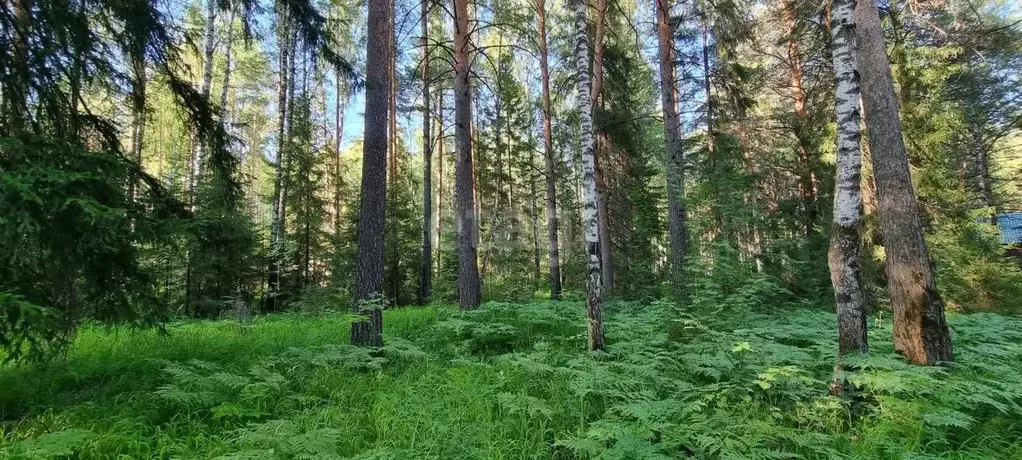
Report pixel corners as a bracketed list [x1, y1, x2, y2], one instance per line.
[828, 0, 867, 357]
[190, 0, 218, 206]
[266, 10, 291, 312]
[570, 0, 605, 351]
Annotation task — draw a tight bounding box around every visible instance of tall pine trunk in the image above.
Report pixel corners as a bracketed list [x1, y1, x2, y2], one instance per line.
[655, 0, 688, 291]
[592, 0, 613, 295]
[351, 0, 391, 347]
[387, 0, 401, 304]
[570, 0, 605, 351]
[855, 0, 952, 365]
[828, 0, 868, 357]
[537, 0, 562, 300]
[419, 0, 433, 304]
[454, 0, 481, 309]
[783, 0, 818, 235]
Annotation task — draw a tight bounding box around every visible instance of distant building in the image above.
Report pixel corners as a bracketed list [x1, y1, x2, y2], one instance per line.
[999, 212, 1022, 260]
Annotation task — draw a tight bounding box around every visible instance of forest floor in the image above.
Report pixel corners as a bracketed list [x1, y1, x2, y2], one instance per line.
[2, 300, 1022, 459]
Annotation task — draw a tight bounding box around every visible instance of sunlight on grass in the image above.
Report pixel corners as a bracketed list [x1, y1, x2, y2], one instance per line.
[2, 302, 1021, 459]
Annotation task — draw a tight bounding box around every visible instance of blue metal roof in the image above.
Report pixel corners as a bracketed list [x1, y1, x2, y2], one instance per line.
[999, 212, 1022, 245]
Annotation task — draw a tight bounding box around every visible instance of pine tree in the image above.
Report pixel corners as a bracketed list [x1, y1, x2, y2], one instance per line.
[351, 0, 391, 347]
[419, 0, 433, 304]
[454, 0, 481, 310]
[855, 0, 952, 365]
[654, 0, 687, 291]
[536, 0, 562, 300]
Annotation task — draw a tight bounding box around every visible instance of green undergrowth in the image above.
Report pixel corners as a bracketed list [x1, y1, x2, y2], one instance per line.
[2, 301, 1021, 459]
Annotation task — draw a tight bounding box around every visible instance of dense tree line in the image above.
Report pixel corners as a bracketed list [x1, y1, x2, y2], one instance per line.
[1, 0, 1021, 368]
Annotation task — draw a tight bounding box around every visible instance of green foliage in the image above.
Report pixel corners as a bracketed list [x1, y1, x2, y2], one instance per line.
[3, 301, 1022, 459]
[0, 294, 61, 364]
[0, 137, 178, 360]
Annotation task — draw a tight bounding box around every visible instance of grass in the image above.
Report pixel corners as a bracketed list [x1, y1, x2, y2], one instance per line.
[1, 300, 1021, 459]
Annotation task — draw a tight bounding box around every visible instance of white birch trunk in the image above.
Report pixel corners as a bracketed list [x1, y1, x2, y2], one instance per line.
[828, 0, 868, 357]
[190, 0, 217, 204]
[570, 0, 604, 351]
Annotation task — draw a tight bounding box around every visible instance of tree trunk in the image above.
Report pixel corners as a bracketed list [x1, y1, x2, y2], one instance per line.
[736, 105, 764, 272]
[266, 13, 290, 312]
[334, 78, 346, 254]
[971, 123, 996, 225]
[592, 0, 613, 295]
[436, 91, 445, 274]
[828, 0, 868, 357]
[655, 0, 688, 291]
[419, 0, 433, 304]
[8, 0, 33, 135]
[351, 0, 391, 347]
[537, 0, 562, 300]
[454, 0, 481, 309]
[570, 0, 605, 351]
[530, 146, 542, 282]
[855, 0, 952, 365]
[699, 7, 724, 234]
[782, 0, 818, 236]
[219, 7, 235, 118]
[128, 54, 147, 205]
[387, 0, 401, 304]
[69, 0, 87, 138]
[190, 0, 217, 206]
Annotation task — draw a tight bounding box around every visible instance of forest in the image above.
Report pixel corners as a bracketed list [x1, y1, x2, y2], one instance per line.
[1, 0, 1022, 456]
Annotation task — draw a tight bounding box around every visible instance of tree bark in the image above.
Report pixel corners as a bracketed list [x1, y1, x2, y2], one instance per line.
[537, 0, 562, 300]
[454, 0, 481, 309]
[592, 0, 614, 295]
[387, 0, 401, 304]
[190, 0, 217, 206]
[655, 0, 688, 291]
[699, 7, 724, 234]
[855, 0, 952, 365]
[781, 0, 819, 236]
[219, 7, 235, 119]
[436, 91, 445, 274]
[419, 0, 433, 305]
[971, 123, 996, 225]
[128, 53, 147, 205]
[570, 0, 605, 351]
[334, 76, 347, 263]
[352, 0, 391, 347]
[828, 0, 868, 357]
[8, 0, 33, 134]
[530, 146, 542, 282]
[266, 12, 290, 312]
